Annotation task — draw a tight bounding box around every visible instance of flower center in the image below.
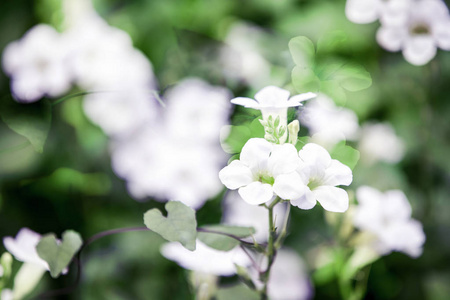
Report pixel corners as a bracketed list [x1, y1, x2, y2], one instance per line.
[410, 23, 430, 35]
[256, 172, 275, 185]
[307, 177, 322, 191]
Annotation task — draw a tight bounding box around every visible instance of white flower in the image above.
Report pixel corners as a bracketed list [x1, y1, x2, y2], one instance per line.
[354, 186, 426, 257]
[3, 228, 48, 270]
[231, 86, 316, 143]
[345, 0, 411, 26]
[2, 24, 73, 103]
[160, 240, 250, 276]
[222, 191, 287, 243]
[219, 138, 300, 205]
[300, 94, 359, 149]
[273, 143, 352, 212]
[376, 0, 450, 65]
[164, 78, 232, 143]
[358, 122, 405, 164]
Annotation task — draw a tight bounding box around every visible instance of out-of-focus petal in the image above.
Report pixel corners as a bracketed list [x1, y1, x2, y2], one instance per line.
[345, 0, 380, 24]
[376, 26, 407, 52]
[313, 186, 349, 212]
[219, 160, 253, 190]
[402, 35, 437, 66]
[434, 20, 450, 50]
[238, 181, 274, 205]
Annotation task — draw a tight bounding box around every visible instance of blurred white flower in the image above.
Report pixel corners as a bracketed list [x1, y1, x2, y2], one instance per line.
[354, 186, 426, 257]
[2, 24, 73, 103]
[3, 228, 48, 270]
[160, 240, 250, 276]
[220, 22, 272, 89]
[219, 138, 300, 205]
[358, 122, 405, 164]
[222, 191, 287, 243]
[376, 0, 450, 65]
[83, 90, 160, 137]
[1, 289, 13, 300]
[164, 78, 232, 143]
[273, 143, 352, 212]
[345, 0, 411, 26]
[232, 86, 315, 134]
[300, 94, 359, 149]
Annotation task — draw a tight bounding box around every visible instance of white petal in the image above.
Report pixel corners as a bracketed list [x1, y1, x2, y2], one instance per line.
[238, 182, 274, 205]
[290, 189, 316, 210]
[13, 262, 47, 300]
[345, 0, 380, 24]
[219, 160, 253, 189]
[268, 144, 300, 176]
[380, 0, 411, 27]
[273, 172, 306, 200]
[402, 35, 437, 66]
[239, 138, 273, 170]
[254, 86, 290, 107]
[313, 186, 349, 212]
[376, 26, 407, 52]
[231, 97, 259, 108]
[433, 20, 450, 50]
[323, 159, 353, 186]
[287, 92, 317, 106]
[383, 190, 412, 221]
[298, 143, 331, 170]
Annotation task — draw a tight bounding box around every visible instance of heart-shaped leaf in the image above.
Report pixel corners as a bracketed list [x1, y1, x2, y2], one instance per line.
[144, 201, 197, 251]
[292, 66, 321, 94]
[36, 230, 83, 278]
[330, 141, 360, 170]
[0, 96, 52, 153]
[289, 36, 315, 68]
[198, 225, 255, 251]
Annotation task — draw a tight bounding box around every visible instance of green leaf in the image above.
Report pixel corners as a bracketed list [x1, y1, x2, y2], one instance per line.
[0, 97, 52, 153]
[319, 61, 371, 92]
[216, 283, 260, 300]
[342, 246, 380, 280]
[317, 31, 348, 54]
[289, 36, 315, 68]
[320, 80, 347, 106]
[197, 225, 255, 252]
[222, 125, 252, 154]
[330, 141, 360, 170]
[144, 201, 197, 251]
[292, 66, 321, 94]
[36, 230, 83, 278]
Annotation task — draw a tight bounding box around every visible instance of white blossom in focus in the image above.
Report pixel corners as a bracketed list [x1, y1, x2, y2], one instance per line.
[222, 191, 287, 243]
[354, 186, 426, 257]
[345, 0, 412, 26]
[160, 240, 251, 276]
[273, 143, 352, 212]
[300, 94, 359, 149]
[3, 228, 48, 270]
[232, 86, 315, 144]
[376, 0, 450, 66]
[219, 138, 300, 205]
[2, 24, 72, 103]
[358, 122, 405, 164]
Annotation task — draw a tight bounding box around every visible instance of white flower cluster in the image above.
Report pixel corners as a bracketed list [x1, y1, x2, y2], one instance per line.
[353, 186, 426, 257]
[346, 0, 450, 65]
[111, 79, 232, 209]
[220, 87, 352, 212]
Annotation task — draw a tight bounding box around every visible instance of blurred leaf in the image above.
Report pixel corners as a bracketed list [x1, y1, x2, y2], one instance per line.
[312, 262, 336, 286]
[36, 230, 83, 278]
[317, 31, 349, 54]
[144, 201, 197, 251]
[0, 252, 13, 281]
[342, 246, 380, 281]
[330, 141, 360, 170]
[292, 66, 321, 93]
[216, 283, 260, 300]
[198, 225, 255, 251]
[326, 62, 372, 92]
[320, 80, 347, 106]
[0, 97, 52, 153]
[289, 36, 315, 68]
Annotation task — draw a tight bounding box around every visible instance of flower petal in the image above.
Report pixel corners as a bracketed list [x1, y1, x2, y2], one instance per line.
[313, 186, 349, 212]
[254, 86, 290, 107]
[287, 92, 317, 106]
[291, 189, 316, 210]
[239, 138, 273, 170]
[298, 143, 331, 170]
[402, 35, 437, 66]
[231, 97, 259, 108]
[323, 159, 353, 186]
[238, 182, 274, 205]
[345, 0, 380, 24]
[268, 143, 300, 176]
[273, 172, 306, 200]
[219, 160, 253, 189]
[376, 26, 407, 52]
[434, 20, 450, 50]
